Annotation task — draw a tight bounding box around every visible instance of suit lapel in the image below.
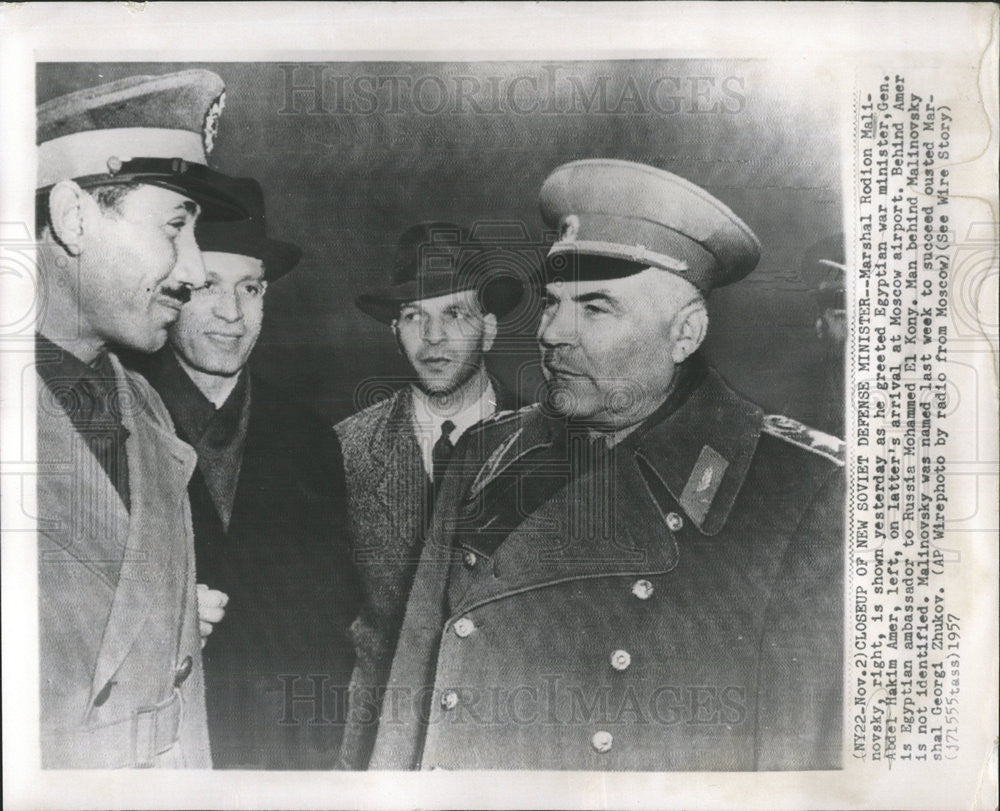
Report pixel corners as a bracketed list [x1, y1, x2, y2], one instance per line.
[88, 357, 197, 704]
[371, 389, 427, 516]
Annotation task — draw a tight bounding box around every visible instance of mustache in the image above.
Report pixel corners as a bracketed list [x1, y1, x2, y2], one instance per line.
[541, 352, 584, 376]
[160, 284, 192, 304]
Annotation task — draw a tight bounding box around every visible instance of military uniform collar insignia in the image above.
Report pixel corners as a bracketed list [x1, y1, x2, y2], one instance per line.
[762, 413, 845, 466]
[632, 368, 763, 536]
[468, 427, 523, 499]
[465, 405, 556, 500]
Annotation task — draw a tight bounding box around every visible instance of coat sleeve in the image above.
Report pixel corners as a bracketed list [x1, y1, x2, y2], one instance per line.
[755, 465, 845, 770]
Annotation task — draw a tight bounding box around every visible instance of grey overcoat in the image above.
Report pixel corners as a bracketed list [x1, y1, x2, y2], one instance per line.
[37, 354, 211, 768]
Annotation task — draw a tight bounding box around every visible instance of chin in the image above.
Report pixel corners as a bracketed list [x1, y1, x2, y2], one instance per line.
[543, 379, 594, 418]
[418, 379, 460, 396]
[126, 329, 169, 354]
[191, 358, 244, 377]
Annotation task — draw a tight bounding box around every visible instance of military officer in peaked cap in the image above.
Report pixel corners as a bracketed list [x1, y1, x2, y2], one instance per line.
[34, 69, 247, 768]
[369, 159, 845, 771]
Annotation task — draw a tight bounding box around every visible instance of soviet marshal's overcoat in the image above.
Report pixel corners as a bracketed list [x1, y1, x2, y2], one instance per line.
[369, 365, 845, 771]
[334, 382, 517, 769]
[37, 354, 211, 768]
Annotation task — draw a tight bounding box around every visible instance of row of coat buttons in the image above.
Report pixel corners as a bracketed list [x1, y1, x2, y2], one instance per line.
[456, 518, 678, 574]
[441, 572, 652, 751]
[437, 569, 665, 763]
[447, 579, 651, 657]
[439, 648, 632, 716]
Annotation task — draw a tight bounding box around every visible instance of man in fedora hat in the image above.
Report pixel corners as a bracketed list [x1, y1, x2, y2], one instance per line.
[129, 176, 361, 769]
[369, 160, 844, 772]
[34, 69, 249, 768]
[334, 221, 523, 769]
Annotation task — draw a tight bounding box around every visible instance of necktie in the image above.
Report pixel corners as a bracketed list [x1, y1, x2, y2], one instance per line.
[432, 419, 456, 491]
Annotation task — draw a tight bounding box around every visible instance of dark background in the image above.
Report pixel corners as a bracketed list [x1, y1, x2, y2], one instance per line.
[38, 61, 844, 428]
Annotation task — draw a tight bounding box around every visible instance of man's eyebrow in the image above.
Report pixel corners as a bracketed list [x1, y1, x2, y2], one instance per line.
[572, 290, 620, 305]
[175, 201, 199, 216]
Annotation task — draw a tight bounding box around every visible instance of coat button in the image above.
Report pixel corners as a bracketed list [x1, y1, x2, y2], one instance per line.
[441, 690, 459, 710]
[631, 579, 654, 600]
[610, 649, 632, 671]
[665, 512, 684, 532]
[591, 730, 614, 753]
[453, 617, 475, 638]
[174, 655, 193, 687]
[462, 550, 478, 569]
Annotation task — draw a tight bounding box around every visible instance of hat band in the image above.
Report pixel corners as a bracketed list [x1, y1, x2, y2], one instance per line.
[547, 239, 689, 273]
[38, 127, 206, 189]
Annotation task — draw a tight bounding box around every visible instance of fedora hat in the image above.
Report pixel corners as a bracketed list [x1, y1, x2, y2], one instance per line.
[356, 221, 523, 324]
[195, 176, 302, 281]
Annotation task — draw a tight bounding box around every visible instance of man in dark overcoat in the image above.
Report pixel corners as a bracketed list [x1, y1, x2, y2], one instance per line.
[369, 159, 845, 771]
[130, 177, 360, 768]
[334, 222, 523, 768]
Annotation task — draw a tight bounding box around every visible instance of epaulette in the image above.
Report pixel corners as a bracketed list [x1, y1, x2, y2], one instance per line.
[466, 402, 539, 435]
[762, 414, 845, 466]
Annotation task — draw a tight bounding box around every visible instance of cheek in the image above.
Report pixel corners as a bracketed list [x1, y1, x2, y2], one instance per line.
[587, 326, 669, 383]
[169, 303, 213, 346]
[243, 302, 265, 340]
[115, 225, 178, 289]
[576, 326, 629, 374]
[396, 327, 422, 360]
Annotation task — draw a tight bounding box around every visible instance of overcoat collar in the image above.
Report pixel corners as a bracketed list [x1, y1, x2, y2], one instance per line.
[452, 448, 682, 615]
[465, 364, 763, 540]
[630, 367, 763, 536]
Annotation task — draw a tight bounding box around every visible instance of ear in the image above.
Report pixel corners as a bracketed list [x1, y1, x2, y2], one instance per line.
[668, 299, 709, 364]
[47, 180, 96, 257]
[480, 312, 498, 354]
[391, 319, 403, 356]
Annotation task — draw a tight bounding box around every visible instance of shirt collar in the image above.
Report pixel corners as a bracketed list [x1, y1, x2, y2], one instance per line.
[410, 378, 497, 442]
[410, 377, 497, 477]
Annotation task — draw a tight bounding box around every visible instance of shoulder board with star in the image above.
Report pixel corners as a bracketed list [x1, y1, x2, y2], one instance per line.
[467, 402, 539, 435]
[762, 414, 845, 466]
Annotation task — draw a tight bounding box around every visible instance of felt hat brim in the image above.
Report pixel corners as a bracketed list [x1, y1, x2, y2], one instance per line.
[356, 273, 523, 325]
[196, 222, 303, 281]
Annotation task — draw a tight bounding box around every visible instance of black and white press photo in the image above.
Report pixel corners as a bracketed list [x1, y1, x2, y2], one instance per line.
[1, 4, 996, 810]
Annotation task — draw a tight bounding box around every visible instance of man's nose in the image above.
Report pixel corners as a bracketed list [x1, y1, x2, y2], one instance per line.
[422, 315, 445, 344]
[170, 227, 207, 289]
[538, 304, 577, 347]
[211, 287, 243, 322]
